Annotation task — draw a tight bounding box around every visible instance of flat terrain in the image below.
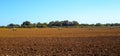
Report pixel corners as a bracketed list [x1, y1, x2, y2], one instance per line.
[0, 27, 120, 37]
[0, 27, 120, 56]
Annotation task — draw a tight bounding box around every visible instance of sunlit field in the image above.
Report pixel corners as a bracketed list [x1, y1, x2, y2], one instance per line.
[0, 27, 120, 56]
[0, 27, 120, 38]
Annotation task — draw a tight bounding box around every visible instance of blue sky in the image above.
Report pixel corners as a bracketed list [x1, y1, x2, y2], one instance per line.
[0, 0, 120, 26]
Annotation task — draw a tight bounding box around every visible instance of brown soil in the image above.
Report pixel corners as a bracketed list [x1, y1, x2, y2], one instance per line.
[0, 28, 120, 56]
[0, 36, 119, 56]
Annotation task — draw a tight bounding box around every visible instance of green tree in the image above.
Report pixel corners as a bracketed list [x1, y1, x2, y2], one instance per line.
[95, 23, 103, 26]
[32, 23, 37, 28]
[62, 20, 69, 26]
[21, 21, 32, 28]
[36, 22, 42, 28]
[7, 23, 20, 28]
[72, 21, 79, 26]
[48, 21, 55, 27]
[41, 23, 48, 28]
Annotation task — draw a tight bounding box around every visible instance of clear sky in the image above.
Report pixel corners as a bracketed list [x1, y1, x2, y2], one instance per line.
[0, 0, 120, 26]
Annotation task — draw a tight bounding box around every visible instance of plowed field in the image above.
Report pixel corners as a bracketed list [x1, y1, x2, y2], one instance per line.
[0, 28, 120, 56]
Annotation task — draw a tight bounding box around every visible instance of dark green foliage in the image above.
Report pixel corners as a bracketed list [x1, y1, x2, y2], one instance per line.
[48, 20, 79, 27]
[0, 26, 6, 28]
[36, 22, 48, 28]
[95, 23, 103, 26]
[0, 20, 120, 28]
[36, 22, 42, 28]
[21, 21, 32, 28]
[41, 23, 48, 28]
[7, 23, 20, 28]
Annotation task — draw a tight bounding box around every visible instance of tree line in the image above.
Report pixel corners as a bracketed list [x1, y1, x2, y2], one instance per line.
[0, 20, 120, 28]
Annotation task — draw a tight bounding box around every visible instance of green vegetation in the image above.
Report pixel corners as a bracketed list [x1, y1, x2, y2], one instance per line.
[0, 20, 120, 28]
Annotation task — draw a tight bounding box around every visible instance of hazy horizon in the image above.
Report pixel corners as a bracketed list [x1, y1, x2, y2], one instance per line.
[0, 0, 120, 26]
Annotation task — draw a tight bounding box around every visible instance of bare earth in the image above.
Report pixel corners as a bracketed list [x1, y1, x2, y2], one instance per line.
[0, 28, 120, 56]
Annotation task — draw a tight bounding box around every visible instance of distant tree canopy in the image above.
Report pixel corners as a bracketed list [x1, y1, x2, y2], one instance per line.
[21, 21, 32, 28]
[48, 20, 79, 27]
[0, 20, 120, 28]
[7, 23, 20, 28]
